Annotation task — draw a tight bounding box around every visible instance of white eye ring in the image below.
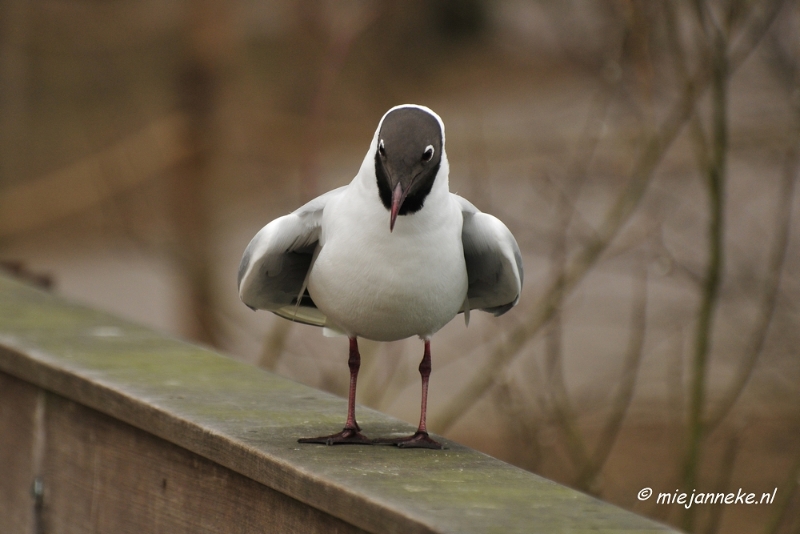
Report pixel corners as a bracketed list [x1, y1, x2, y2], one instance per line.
[422, 145, 434, 161]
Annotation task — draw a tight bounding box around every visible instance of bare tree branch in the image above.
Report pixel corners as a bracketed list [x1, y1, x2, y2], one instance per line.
[681, 2, 787, 530]
[433, 41, 708, 434]
[681, 8, 730, 531]
[432, 0, 785, 446]
[705, 31, 800, 432]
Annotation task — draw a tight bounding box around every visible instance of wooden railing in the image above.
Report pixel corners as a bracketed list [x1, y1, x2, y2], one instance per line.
[0, 274, 677, 533]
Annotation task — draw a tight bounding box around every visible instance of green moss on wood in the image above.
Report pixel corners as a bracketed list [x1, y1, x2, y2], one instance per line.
[0, 275, 676, 533]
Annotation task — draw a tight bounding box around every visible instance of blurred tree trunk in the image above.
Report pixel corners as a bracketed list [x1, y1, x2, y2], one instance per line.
[172, 0, 236, 346]
[0, 0, 29, 190]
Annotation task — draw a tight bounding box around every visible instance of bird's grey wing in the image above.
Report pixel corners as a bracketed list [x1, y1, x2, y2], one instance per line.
[238, 186, 346, 326]
[455, 195, 524, 316]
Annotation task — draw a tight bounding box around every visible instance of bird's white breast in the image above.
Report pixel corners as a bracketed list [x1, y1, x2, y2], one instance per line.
[308, 179, 467, 341]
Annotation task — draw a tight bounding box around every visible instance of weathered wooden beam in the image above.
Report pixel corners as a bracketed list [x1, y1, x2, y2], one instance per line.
[0, 372, 366, 533]
[0, 274, 678, 533]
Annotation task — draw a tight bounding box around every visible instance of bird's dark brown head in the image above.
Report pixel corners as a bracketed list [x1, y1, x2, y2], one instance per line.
[374, 107, 443, 231]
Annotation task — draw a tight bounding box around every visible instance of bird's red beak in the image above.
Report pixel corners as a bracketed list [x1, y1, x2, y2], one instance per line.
[390, 182, 407, 232]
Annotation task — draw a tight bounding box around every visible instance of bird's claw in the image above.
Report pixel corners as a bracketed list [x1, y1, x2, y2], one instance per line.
[372, 431, 443, 449]
[298, 426, 372, 446]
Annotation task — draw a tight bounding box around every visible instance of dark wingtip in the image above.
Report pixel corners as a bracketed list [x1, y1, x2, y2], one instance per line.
[484, 302, 514, 317]
[483, 291, 521, 317]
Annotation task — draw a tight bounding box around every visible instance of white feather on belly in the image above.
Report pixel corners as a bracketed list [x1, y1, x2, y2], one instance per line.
[308, 182, 467, 341]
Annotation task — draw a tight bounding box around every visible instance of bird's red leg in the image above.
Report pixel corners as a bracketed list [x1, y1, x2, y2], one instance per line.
[298, 337, 371, 445]
[373, 340, 442, 449]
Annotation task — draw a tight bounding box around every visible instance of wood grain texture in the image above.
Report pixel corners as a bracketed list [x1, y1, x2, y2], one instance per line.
[14, 376, 363, 534]
[0, 275, 679, 533]
[0, 372, 38, 534]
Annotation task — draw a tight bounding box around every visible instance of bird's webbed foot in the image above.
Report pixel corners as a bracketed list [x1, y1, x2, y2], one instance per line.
[298, 426, 372, 446]
[372, 430, 443, 449]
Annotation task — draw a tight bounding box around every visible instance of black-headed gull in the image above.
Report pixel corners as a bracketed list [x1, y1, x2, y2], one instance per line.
[238, 104, 523, 449]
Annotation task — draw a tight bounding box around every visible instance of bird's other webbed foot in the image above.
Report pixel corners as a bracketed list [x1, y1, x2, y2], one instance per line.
[298, 426, 372, 446]
[372, 431, 443, 449]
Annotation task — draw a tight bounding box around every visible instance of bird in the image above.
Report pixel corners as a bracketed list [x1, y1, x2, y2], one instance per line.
[238, 104, 523, 449]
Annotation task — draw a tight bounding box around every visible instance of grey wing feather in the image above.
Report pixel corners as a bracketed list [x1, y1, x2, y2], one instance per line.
[455, 195, 523, 316]
[237, 186, 346, 326]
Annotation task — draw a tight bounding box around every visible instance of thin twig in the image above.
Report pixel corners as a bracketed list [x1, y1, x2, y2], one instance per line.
[577, 259, 648, 493]
[544, 311, 592, 479]
[518, 166, 592, 475]
[663, 1, 711, 172]
[703, 429, 739, 534]
[493, 378, 543, 472]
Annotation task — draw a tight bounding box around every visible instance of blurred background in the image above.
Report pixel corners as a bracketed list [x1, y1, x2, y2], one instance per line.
[1, 0, 799, 532]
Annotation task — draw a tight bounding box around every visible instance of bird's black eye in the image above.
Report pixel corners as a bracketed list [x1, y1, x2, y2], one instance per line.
[422, 145, 434, 162]
[379, 139, 386, 156]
